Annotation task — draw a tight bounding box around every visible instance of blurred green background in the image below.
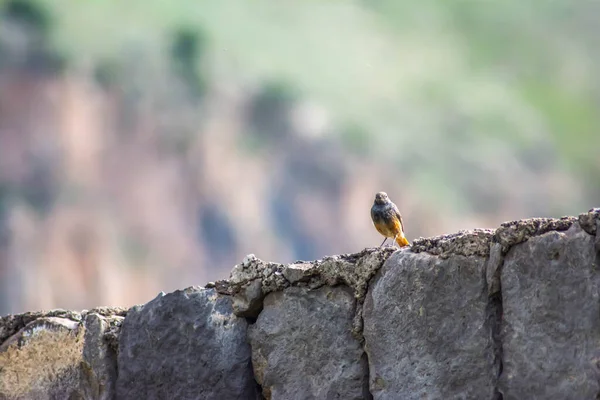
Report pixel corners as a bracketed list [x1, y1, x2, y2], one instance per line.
[0, 0, 598, 314]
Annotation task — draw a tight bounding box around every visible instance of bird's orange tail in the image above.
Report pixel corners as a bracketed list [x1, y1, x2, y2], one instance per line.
[396, 235, 410, 247]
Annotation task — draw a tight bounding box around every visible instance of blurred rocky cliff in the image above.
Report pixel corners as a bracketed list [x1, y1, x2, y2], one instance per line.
[0, 0, 599, 314]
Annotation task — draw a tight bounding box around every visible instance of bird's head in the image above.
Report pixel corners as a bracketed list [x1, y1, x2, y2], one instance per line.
[374, 192, 389, 205]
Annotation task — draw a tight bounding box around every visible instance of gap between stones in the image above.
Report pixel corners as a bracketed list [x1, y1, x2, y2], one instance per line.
[485, 243, 504, 400]
[593, 218, 600, 400]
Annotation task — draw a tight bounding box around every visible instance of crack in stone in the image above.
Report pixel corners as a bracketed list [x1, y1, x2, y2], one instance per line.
[593, 218, 600, 400]
[487, 286, 504, 400]
[486, 243, 505, 399]
[594, 219, 600, 279]
[361, 350, 374, 400]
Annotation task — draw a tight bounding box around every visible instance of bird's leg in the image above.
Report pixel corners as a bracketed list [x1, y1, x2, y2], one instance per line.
[392, 234, 399, 248]
[379, 237, 388, 247]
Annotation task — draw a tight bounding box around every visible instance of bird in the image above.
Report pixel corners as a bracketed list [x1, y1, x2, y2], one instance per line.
[370, 192, 410, 248]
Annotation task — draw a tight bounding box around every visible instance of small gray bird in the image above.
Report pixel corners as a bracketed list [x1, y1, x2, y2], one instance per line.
[370, 192, 410, 247]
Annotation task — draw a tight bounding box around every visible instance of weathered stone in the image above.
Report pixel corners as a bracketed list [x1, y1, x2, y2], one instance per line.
[499, 223, 600, 398]
[596, 219, 600, 254]
[578, 208, 600, 235]
[0, 309, 125, 400]
[81, 313, 122, 400]
[232, 278, 265, 318]
[411, 229, 494, 258]
[116, 287, 257, 400]
[248, 286, 369, 400]
[494, 217, 576, 253]
[281, 263, 313, 284]
[85, 306, 128, 318]
[0, 317, 84, 399]
[0, 309, 82, 344]
[363, 250, 495, 399]
[316, 248, 396, 300]
[227, 248, 395, 318]
[225, 255, 288, 317]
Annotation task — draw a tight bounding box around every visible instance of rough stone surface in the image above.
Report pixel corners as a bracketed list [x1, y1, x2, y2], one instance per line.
[411, 229, 494, 258]
[494, 216, 576, 253]
[597, 219, 600, 254]
[223, 247, 396, 318]
[81, 313, 122, 400]
[0, 309, 125, 400]
[363, 250, 496, 399]
[0, 309, 83, 344]
[579, 208, 600, 235]
[116, 286, 257, 400]
[0, 317, 83, 399]
[248, 286, 369, 400]
[499, 223, 600, 399]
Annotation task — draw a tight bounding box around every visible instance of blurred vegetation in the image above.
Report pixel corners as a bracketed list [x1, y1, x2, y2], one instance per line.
[10, 0, 597, 197]
[0, 0, 64, 72]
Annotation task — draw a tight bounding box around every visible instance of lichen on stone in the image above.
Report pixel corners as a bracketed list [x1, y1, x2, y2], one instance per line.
[578, 208, 600, 235]
[0, 317, 85, 398]
[0, 309, 83, 345]
[223, 247, 396, 318]
[85, 307, 128, 318]
[493, 216, 576, 253]
[411, 229, 494, 259]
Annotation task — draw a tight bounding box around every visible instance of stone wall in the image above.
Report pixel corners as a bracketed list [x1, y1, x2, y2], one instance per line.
[1, 209, 599, 400]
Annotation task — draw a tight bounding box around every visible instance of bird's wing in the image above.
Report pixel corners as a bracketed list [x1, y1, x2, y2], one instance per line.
[393, 204, 404, 232]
